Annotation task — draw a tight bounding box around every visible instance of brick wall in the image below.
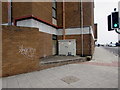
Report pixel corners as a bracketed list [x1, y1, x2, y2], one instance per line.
[57, 2, 94, 28]
[2, 25, 52, 77]
[90, 34, 95, 56]
[57, 2, 95, 56]
[2, 2, 94, 30]
[58, 34, 94, 56]
[32, 2, 52, 23]
[57, 2, 63, 27]
[83, 2, 94, 28]
[2, 2, 52, 24]
[12, 2, 32, 19]
[57, 2, 81, 28]
[2, 2, 8, 23]
[38, 32, 52, 58]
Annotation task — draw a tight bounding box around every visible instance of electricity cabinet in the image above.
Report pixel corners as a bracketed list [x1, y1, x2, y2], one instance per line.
[58, 39, 76, 56]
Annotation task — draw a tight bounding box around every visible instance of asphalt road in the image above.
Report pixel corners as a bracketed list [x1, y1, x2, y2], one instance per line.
[103, 46, 120, 57]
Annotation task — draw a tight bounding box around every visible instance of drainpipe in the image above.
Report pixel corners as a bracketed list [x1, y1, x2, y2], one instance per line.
[63, 0, 65, 40]
[81, 0, 84, 56]
[89, 26, 91, 56]
[8, 0, 12, 25]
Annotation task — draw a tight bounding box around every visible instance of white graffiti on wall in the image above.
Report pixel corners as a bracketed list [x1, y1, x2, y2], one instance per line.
[19, 45, 36, 59]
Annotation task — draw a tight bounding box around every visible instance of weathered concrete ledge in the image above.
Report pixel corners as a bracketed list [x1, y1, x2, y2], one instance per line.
[39, 56, 87, 70]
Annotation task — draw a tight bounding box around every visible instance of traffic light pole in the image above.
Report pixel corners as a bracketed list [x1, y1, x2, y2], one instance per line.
[115, 29, 120, 34]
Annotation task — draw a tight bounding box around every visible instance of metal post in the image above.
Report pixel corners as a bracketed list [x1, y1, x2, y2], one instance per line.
[63, 0, 65, 40]
[81, 0, 84, 56]
[115, 29, 120, 34]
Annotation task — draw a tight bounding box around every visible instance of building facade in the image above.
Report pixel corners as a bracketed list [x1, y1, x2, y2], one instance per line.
[2, 1, 97, 56]
[1, 1, 97, 76]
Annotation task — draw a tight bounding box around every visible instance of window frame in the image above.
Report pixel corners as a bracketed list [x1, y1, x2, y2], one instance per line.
[52, 0, 57, 19]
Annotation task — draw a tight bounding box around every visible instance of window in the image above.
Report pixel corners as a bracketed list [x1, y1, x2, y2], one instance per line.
[52, 0, 57, 19]
[52, 35, 57, 40]
[52, 0, 56, 9]
[52, 9, 56, 18]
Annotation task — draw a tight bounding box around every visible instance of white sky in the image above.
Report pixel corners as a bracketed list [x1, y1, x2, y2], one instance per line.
[94, 0, 119, 44]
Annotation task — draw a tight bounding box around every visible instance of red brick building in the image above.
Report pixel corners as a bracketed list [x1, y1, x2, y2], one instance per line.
[1, 1, 97, 76]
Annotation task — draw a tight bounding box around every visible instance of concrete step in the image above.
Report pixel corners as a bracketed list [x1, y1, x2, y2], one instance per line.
[40, 56, 87, 65]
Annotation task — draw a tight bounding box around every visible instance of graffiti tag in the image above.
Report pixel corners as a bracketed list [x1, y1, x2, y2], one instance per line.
[19, 45, 36, 59]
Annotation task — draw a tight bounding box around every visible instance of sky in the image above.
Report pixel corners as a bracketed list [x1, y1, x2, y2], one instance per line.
[94, 0, 120, 44]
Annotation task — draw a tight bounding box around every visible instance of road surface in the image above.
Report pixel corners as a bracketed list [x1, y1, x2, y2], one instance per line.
[103, 46, 120, 57]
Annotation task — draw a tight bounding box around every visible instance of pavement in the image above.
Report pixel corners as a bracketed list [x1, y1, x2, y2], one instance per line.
[1, 47, 119, 88]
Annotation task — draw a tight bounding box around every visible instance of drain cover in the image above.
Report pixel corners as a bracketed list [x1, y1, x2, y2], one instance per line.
[61, 76, 79, 84]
